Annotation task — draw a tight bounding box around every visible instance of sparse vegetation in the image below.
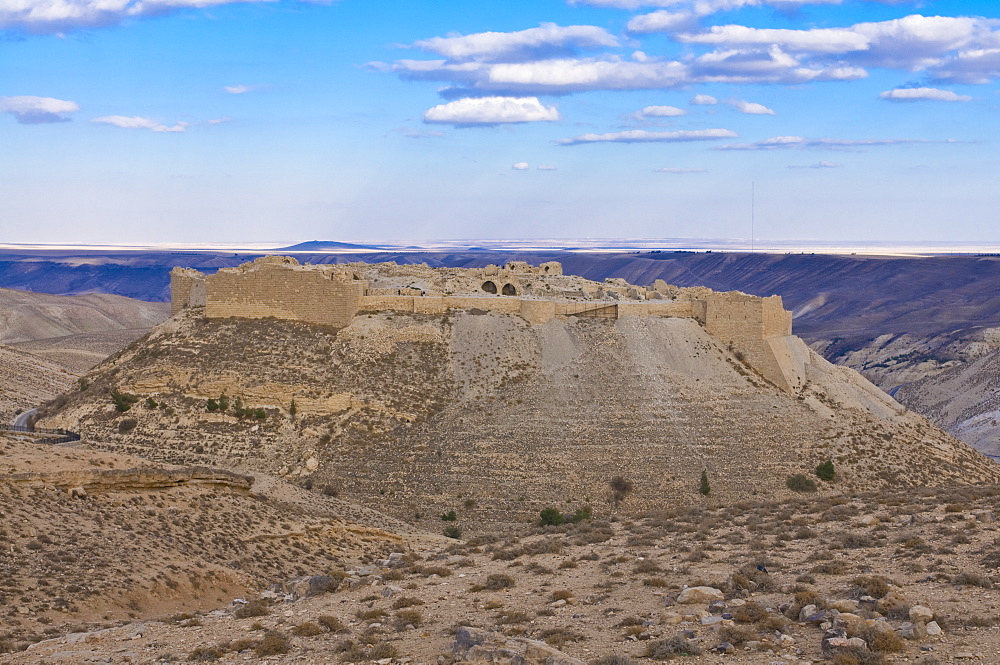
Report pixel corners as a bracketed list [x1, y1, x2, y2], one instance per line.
[787, 473, 818, 492]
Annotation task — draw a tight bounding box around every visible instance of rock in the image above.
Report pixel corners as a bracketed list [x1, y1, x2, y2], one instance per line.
[715, 642, 735, 654]
[798, 604, 818, 622]
[381, 585, 404, 598]
[830, 599, 859, 613]
[700, 616, 724, 625]
[777, 634, 796, 648]
[677, 586, 725, 604]
[284, 574, 336, 598]
[453, 627, 489, 653]
[662, 595, 676, 607]
[69, 486, 86, 498]
[859, 515, 878, 527]
[925, 621, 943, 639]
[898, 622, 927, 640]
[909, 605, 934, 623]
[304, 456, 319, 472]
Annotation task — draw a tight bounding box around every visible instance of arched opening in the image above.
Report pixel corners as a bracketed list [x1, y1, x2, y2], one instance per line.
[543, 266, 550, 273]
[482, 281, 497, 294]
[502, 283, 517, 296]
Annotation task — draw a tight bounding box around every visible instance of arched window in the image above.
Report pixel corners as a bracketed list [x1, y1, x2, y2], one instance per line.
[502, 283, 517, 296]
[482, 281, 497, 294]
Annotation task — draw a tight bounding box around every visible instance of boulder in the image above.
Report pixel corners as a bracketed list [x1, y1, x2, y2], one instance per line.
[677, 586, 725, 604]
[909, 605, 934, 623]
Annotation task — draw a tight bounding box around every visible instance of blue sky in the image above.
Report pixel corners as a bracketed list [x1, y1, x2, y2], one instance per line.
[2, 0, 999, 244]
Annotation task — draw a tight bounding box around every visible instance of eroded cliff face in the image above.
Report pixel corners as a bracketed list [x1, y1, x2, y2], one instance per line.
[40, 309, 999, 529]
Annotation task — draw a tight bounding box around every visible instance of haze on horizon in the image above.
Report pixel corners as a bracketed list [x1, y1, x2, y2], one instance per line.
[3, 0, 1000, 245]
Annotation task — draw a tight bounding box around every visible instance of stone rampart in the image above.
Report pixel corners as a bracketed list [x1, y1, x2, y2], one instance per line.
[206, 260, 364, 328]
[170, 268, 206, 315]
[170, 256, 803, 393]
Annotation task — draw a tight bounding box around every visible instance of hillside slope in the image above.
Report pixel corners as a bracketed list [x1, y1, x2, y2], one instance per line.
[0, 344, 77, 422]
[39, 310, 999, 529]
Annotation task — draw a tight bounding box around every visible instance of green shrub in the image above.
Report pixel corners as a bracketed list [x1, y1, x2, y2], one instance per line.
[118, 418, 137, 434]
[440, 510, 457, 522]
[644, 635, 703, 660]
[111, 390, 139, 412]
[610, 476, 634, 507]
[787, 474, 818, 492]
[540, 507, 565, 526]
[816, 460, 836, 481]
[444, 525, 462, 539]
[569, 506, 593, 523]
[699, 470, 711, 496]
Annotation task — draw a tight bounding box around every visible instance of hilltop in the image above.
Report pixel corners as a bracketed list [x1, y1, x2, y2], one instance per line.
[37, 258, 999, 531]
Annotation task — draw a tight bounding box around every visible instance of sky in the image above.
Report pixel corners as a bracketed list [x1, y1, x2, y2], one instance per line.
[2, 0, 1000, 245]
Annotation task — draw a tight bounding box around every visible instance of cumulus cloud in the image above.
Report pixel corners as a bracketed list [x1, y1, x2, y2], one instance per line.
[92, 115, 188, 132]
[678, 25, 870, 53]
[412, 23, 618, 62]
[0, 95, 79, 124]
[423, 96, 560, 125]
[879, 87, 972, 102]
[512, 162, 530, 170]
[690, 94, 717, 105]
[728, 98, 776, 114]
[655, 166, 707, 173]
[0, 0, 289, 33]
[569, 0, 844, 12]
[558, 127, 737, 145]
[627, 11, 696, 35]
[717, 135, 930, 150]
[637, 105, 687, 117]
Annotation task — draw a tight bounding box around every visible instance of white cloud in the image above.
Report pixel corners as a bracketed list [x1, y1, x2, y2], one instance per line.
[537, 164, 558, 171]
[558, 127, 737, 145]
[690, 94, 717, 105]
[0, 0, 285, 33]
[512, 162, 530, 170]
[932, 48, 1000, 84]
[692, 45, 867, 84]
[728, 98, 776, 114]
[206, 117, 231, 125]
[717, 135, 930, 150]
[879, 87, 972, 102]
[92, 115, 188, 132]
[627, 11, 695, 35]
[638, 105, 687, 117]
[423, 96, 560, 125]
[569, 0, 845, 12]
[678, 25, 869, 53]
[0, 95, 79, 124]
[789, 160, 843, 168]
[486, 58, 691, 93]
[412, 23, 618, 62]
[655, 166, 707, 173]
[223, 84, 255, 94]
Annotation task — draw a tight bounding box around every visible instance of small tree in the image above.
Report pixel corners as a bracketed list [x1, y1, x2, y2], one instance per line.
[609, 476, 634, 508]
[539, 507, 565, 526]
[816, 460, 835, 482]
[699, 470, 711, 496]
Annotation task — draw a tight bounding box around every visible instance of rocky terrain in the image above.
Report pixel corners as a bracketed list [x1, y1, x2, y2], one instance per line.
[0, 433, 429, 654]
[5, 474, 1000, 665]
[37, 300, 1000, 532]
[0, 288, 169, 421]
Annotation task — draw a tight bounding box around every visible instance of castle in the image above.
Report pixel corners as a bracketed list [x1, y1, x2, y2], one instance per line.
[171, 256, 807, 393]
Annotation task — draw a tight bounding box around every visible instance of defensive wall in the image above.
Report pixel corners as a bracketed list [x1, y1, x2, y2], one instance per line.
[170, 256, 805, 393]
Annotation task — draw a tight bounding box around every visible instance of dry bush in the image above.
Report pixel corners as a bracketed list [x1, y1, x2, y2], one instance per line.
[484, 573, 515, 590]
[394, 609, 422, 630]
[539, 627, 585, 648]
[392, 596, 424, 609]
[634, 559, 663, 575]
[254, 632, 291, 656]
[357, 608, 388, 621]
[318, 615, 347, 632]
[718, 625, 757, 645]
[643, 635, 703, 660]
[233, 600, 270, 619]
[951, 571, 994, 589]
[291, 622, 323, 636]
[732, 601, 767, 624]
[188, 646, 226, 661]
[590, 656, 637, 665]
[549, 589, 575, 602]
[851, 576, 893, 599]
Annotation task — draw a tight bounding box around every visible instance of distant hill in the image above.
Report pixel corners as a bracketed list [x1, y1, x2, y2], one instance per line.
[277, 240, 385, 252]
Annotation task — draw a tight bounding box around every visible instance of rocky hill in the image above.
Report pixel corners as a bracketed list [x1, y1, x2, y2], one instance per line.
[0, 433, 426, 652]
[38, 304, 999, 531]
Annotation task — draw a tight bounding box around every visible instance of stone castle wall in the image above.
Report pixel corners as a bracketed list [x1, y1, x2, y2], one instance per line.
[204, 262, 365, 328]
[170, 257, 805, 393]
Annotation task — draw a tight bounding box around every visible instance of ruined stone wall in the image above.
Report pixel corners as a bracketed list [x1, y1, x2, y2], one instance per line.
[206, 264, 365, 327]
[703, 293, 797, 392]
[170, 268, 206, 315]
